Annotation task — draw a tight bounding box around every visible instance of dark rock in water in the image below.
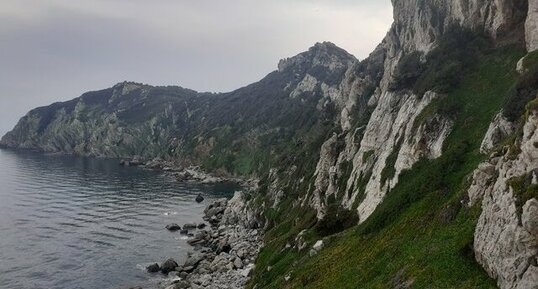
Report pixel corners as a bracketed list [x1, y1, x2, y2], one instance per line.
[161, 258, 179, 274]
[183, 223, 197, 230]
[195, 194, 204, 203]
[180, 229, 189, 235]
[166, 223, 181, 231]
[197, 223, 206, 229]
[146, 263, 160, 273]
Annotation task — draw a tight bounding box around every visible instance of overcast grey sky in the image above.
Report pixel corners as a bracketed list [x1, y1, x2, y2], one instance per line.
[0, 0, 393, 136]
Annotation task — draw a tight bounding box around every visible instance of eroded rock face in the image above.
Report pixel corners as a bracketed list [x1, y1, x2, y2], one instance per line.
[468, 109, 538, 289]
[480, 112, 517, 154]
[526, 0, 538, 52]
[391, 0, 527, 54]
[304, 0, 531, 221]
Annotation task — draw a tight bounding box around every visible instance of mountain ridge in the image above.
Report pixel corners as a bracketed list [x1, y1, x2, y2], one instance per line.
[3, 0, 538, 288]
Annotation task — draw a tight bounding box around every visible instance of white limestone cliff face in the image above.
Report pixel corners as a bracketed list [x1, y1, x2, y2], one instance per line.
[390, 0, 527, 54]
[310, 133, 339, 218]
[480, 112, 517, 154]
[307, 0, 537, 222]
[343, 91, 452, 221]
[305, 0, 530, 220]
[468, 108, 538, 289]
[527, 0, 538, 52]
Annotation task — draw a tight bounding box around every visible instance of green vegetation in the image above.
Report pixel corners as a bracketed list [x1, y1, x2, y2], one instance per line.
[391, 26, 490, 96]
[380, 137, 403, 186]
[248, 44, 525, 289]
[503, 50, 538, 122]
[314, 195, 359, 237]
[507, 171, 538, 223]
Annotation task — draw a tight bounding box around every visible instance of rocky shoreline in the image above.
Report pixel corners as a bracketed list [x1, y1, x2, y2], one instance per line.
[133, 191, 262, 289]
[119, 156, 247, 186]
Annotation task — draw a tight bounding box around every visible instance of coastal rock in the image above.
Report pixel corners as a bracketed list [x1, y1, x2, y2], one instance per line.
[165, 224, 181, 231]
[159, 191, 262, 289]
[146, 263, 160, 273]
[161, 258, 179, 274]
[184, 253, 205, 269]
[195, 194, 204, 203]
[183, 223, 197, 230]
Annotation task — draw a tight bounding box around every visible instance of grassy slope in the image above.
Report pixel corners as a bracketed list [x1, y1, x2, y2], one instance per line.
[249, 46, 525, 289]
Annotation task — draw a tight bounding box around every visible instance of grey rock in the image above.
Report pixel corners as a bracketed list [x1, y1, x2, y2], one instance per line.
[233, 257, 243, 269]
[171, 280, 190, 289]
[146, 263, 160, 273]
[183, 223, 197, 230]
[166, 223, 181, 231]
[161, 258, 179, 274]
[184, 252, 205, 268]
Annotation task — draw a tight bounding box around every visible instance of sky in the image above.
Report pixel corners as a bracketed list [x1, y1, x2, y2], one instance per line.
[0, 0, 393, 136]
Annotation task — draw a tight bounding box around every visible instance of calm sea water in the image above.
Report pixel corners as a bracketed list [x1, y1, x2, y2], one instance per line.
[0, 149, 236, 289]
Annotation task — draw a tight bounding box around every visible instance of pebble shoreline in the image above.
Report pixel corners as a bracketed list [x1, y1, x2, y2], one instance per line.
[155, 195, 262, 289]
[120, 157, 262, 289]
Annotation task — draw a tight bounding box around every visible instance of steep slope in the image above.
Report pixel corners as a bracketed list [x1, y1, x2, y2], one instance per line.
[2, 0, 538, 289]
[246, 0, 538, 288]
[1, 42, 359, 176]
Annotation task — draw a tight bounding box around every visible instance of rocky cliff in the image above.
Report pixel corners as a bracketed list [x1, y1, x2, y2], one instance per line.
[3, 0, 538, 288]
[1, 42, 356, 177]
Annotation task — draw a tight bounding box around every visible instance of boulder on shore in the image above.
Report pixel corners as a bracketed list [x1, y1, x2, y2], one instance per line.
[161, 258, 179, 274]
[166, 223, 181, 231]
[146, 263, 160, 273]
[183, 223, 197, 230]
[195, 194, 204, 203]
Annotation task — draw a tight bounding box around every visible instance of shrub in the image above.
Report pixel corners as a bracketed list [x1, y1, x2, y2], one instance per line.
[391, 51, 425, 90]
[315, 195, 359, 236]
[503, 62, 538, 121]
[507, 171, 538, 223]
[391, 25, 491, 96]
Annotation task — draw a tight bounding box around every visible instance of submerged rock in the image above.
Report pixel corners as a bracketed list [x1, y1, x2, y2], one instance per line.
[165, 223, 181, 231]
[195, 194, 204, 203]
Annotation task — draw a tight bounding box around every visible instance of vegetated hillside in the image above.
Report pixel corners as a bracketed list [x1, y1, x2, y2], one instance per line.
[250, 40, 528, 289]
[0, 42, 363, 177]
[3, 0, 538, 288]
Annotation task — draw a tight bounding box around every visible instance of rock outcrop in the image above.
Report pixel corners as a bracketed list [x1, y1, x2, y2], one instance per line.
[480, 112, 518, 154]
[468, 106, 538, 289]
[527, 0, 538, 52]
